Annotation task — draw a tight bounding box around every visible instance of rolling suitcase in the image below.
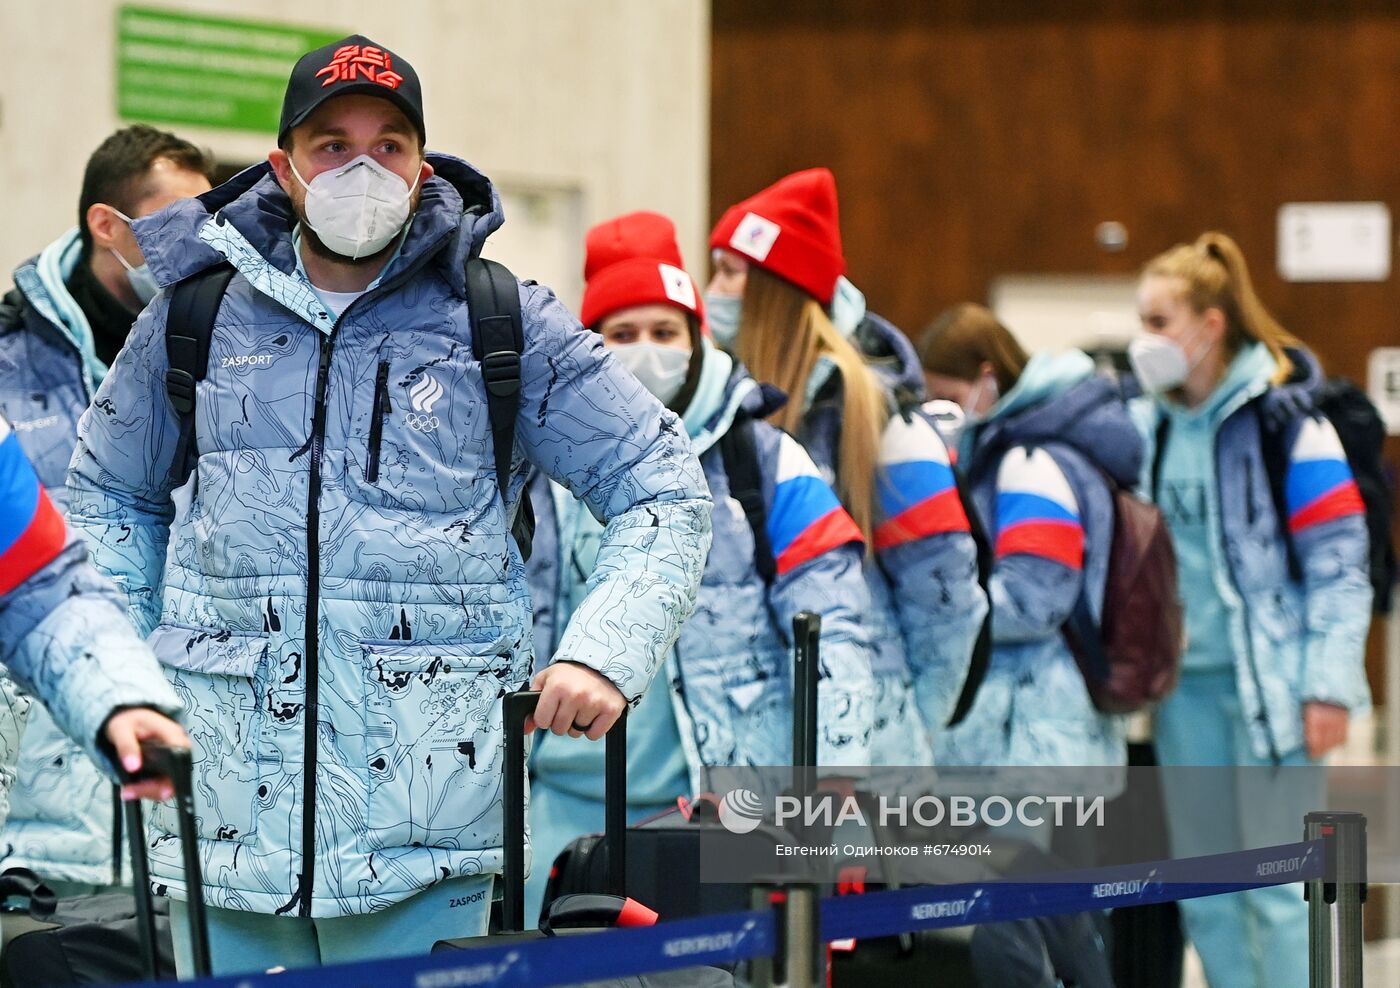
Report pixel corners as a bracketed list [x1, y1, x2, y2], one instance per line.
[434, 690, 734, 987]
[0, 743, 210, 984]
[540, 613, 824, 922]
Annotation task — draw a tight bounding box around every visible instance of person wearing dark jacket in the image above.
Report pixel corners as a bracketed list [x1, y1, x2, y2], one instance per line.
[0, 125, 211, 892]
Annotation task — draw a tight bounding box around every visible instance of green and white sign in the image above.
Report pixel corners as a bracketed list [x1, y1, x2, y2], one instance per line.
[116, 5, 342, 134]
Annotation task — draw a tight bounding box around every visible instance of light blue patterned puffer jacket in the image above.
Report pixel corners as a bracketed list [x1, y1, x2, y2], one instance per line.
[0, 233, 122, 885]
[798, 313, 988, 764]
[0, 418, 181, 826]
[937, 350, 1140, 768]
[67, 157, 711, 918]
[1131, 344, 1372, 760]
[529, 348, 875, 786]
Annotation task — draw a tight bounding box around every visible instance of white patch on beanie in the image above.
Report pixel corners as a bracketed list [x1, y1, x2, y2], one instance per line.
[730, 212, 781, 262]
[659, 263, 696, 311]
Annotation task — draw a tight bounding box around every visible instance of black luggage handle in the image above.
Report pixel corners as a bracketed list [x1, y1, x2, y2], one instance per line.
[119, 741, 209, 980]
[792, 611, 821, 771]
[502, 690, 627, 933]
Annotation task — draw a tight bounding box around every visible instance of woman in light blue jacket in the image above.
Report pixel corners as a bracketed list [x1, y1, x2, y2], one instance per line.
[706, 170, 987, 765]
[919, 304, 1140, 771]
[1127, 232, 1370, 988]
[526, 212, 875, 922]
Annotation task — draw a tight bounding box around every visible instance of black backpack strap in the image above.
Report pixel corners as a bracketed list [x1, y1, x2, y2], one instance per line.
[946, 457, 992, 727]
[1254, 402, 1305, 582]
[719, 414, 777, 583]
[1150, 413, 1171, 503]
[465, 258, 535, 561]
[165, 263, 235, 487]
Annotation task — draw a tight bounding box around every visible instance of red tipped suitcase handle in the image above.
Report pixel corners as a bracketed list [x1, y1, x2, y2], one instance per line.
[538, 893, 658, 935]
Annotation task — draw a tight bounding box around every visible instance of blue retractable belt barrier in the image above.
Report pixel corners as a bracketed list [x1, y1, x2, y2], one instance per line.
[139, 840, 1324, 987]
[132, 908, 775, 988]
[821, 839, 1325, 943]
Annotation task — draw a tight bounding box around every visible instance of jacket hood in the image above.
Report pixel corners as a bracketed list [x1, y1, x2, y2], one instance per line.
[683, 340, 785, 454]
[10, 228, 106, 392]
[854, 311, 924, 400]
[133, 153, 503, 300]
[1256, 343, 1325, 425]
[971, 350, 1143, 488]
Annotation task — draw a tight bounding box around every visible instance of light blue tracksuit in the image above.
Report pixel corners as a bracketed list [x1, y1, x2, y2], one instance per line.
[1133, 343, 1371, 988]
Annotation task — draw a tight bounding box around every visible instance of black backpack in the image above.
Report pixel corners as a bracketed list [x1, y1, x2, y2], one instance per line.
[163, 257, 535, 559]
[719, 406, 991, 727]
[1256, 378, 1396, 614]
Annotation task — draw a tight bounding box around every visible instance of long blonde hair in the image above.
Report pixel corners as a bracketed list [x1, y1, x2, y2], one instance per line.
[1143, 231, 1299, 385]
[738, 267, 888, 543]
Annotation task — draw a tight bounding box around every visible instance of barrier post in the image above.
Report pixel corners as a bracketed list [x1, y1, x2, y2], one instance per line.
[1305, 811, 1367, 987]
[783, 884, 824, 987]
[749, 884, 778, 988]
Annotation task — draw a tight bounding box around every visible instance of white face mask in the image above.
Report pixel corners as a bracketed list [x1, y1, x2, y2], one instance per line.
[108, 208, 159, 306]
[1128, 325, 1212, 395]
[290, 154, 420, 260]
[612, 341, 692, 406]
[703, 291, 742, 351]
[1127, 334, 1188, 393]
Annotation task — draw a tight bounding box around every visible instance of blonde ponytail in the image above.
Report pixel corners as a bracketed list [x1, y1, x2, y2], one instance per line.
[1144, 231, 1299, 385]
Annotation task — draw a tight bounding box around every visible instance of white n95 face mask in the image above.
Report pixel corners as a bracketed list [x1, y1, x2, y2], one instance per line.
[290, 155, 419, 260]
[1128, 334, 1191, 394]
[613, 341, 692, 406]
[108, 208, 159, 305]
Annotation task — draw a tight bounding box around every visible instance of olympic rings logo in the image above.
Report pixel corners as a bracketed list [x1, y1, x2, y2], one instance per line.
[405, 413, 440, 433]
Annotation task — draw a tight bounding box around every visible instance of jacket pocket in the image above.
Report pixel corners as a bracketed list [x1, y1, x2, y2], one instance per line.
[361, 632, 517, 851]
[147, 625, 269, 845]
[367, 360, 390, 484]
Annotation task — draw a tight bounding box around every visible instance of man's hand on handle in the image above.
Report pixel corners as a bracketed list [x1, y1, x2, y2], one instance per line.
[103, 708, 192, 801]
[525, 662, 626, 740]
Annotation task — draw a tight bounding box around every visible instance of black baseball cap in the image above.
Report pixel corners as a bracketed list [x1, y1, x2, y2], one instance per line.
[278, 35, 425, 147]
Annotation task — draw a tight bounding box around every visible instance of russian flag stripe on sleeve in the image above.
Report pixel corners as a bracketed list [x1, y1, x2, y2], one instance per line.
[766, 435, 863, 575]
[1286, 418, 1365, 534]
[994, 447, 1084, 570]
[874, 414, 969, 551]
[0, 424, 67, 596]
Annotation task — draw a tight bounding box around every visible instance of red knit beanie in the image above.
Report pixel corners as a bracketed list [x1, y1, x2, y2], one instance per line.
[580, 211, 702, 329]
[708, 168, 846, 305]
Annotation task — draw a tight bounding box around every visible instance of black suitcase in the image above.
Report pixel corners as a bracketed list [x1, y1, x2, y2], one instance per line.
[434, 689, 735, 987]
[540, 613, 825, 922]
[0, 743, 210, 984]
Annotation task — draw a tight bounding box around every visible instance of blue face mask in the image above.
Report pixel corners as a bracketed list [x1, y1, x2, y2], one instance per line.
[703, 291, 742, 351]
[109, 208, 159, 306]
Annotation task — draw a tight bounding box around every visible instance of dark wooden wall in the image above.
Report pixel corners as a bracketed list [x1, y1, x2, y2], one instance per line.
[713, 0, 1400, 700]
